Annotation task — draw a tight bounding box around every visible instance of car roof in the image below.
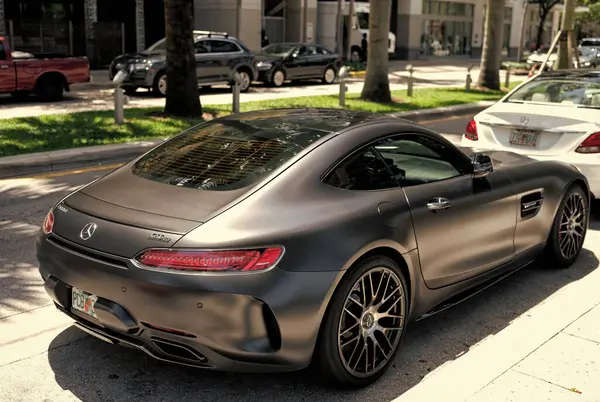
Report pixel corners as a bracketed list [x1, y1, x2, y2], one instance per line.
[537, 69, 600, 82]
[213, 108, 401, 135]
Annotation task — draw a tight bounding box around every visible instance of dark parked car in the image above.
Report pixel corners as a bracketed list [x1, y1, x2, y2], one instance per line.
[108, 30, 257, 95]
[38, 108, 590, 388]
[255, 43, 343, 87]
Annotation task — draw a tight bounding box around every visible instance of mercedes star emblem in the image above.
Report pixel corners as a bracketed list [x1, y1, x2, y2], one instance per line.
[80, 222, 98, 240]
[520, 116, 529, 125]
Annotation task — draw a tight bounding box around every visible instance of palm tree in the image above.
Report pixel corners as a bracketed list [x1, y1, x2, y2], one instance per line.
[163, 0, 202, 116]
[360, 0, 392, 103]
[477, 0, 506, 90]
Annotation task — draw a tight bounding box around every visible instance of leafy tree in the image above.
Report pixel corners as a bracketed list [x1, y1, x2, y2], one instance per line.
[163, 0, 203, 117]
[360, 0, 392, 103]
[530, 0, 563, 49]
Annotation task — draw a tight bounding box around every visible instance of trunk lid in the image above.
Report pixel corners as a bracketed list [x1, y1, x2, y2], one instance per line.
[476, 101, 600, 156]
[77, 164, 247, 229]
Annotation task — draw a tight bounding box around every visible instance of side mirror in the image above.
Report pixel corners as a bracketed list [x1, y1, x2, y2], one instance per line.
[472, 153, 493, 178]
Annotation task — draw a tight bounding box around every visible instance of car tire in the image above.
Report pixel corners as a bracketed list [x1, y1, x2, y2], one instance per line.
[314, 255, 409, 388]
[152, 72, 167, 97]
[271, 69, 285, 87]
[236, 69, 252, 93]
[542, 184, 589, 268]
[36, 75, 64, 102]
[322, 66, 337, 85]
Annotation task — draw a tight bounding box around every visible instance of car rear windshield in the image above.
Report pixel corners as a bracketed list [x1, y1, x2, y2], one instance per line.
[131, 117, 329, 191]
[504, 78, 600, 108]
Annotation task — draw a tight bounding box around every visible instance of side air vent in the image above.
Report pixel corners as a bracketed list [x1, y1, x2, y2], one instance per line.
[521, 191, 543, 219]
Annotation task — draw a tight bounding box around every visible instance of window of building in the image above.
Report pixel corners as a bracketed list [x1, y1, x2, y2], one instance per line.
[421, 1, 475, 57]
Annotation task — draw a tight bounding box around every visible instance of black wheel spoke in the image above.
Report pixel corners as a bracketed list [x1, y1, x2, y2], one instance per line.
[338, 267, 406, 378]
[558, 192, 586, 260]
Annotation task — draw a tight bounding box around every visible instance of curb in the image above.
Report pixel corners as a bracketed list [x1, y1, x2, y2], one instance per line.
[391, 245, 600, 401]
[0, 139, 165, 179]
[0, 102, 491, 180]
[391, 101, 493, 122]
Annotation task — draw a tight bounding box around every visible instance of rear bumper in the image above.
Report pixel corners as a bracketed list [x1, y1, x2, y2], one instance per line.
[37, 233, 340, 372]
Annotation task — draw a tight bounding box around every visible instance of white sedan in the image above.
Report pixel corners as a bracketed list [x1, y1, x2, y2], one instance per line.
[460, 69, 600, 199]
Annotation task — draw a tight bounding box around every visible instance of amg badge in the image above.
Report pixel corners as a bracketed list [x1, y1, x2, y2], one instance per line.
[147, 233, 172, 243]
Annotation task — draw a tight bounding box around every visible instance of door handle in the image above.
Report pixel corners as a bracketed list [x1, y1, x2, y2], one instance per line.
[427, 197, 451, 211]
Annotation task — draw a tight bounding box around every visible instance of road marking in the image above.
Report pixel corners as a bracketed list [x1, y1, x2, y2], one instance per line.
[11, 163, 124, 180]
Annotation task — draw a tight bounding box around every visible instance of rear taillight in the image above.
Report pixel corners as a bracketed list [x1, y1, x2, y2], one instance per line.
[465, 119, 478, 141]
[575, 132, 600, 154]
[42, 210, 54, 234]
[135, 247, 284, 272]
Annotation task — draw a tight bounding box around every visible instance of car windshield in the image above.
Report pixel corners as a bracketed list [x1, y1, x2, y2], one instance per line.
[131, 114, 332, 191]
[581, 39, 600, 47]
[261, 44, 296, 56]
[504, 78, 600, 108]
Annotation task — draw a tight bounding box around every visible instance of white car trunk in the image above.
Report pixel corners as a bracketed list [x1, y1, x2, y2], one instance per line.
[475, 101, 600, 157]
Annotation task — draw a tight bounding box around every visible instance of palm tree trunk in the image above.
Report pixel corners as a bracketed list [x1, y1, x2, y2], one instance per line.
[163, 0, 202, 117]
[477, 0, 505, 90]
[360, 0, 392, 103]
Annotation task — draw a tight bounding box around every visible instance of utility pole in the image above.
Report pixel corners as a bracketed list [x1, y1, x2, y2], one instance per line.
[556, 0, 576, 69]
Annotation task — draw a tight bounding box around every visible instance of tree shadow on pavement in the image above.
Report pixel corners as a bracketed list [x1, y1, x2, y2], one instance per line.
[45, 242, 599, 401]
[0, 171, 110, 319]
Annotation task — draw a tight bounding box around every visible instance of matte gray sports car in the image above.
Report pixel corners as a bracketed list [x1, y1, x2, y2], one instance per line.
[37, 108, 590, 388]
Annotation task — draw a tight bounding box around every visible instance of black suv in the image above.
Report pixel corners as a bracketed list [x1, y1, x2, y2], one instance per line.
[108, 30, 257, 96]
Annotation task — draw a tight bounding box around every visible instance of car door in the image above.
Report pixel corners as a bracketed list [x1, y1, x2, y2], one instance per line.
[207, 39, 243, 81]
[194, 40, 219, 83]
[304, 45, 327, 77]
[284, 45, 311, 79]
[372, 133, 517, 289]
[0, 42, 16, 93]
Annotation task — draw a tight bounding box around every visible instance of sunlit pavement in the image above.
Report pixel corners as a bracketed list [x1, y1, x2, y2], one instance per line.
[1, 123, 598, 401]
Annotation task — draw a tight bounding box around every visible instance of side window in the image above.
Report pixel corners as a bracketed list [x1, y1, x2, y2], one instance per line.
[209, 40, 240, 53]
[373, 134, 468, 187]
[324, 147, 398, 191]
[297, 46, 309, 56]
[194, 40, 209, 53]
[0, 43, 5, 60]
[306, 45, 319, 55]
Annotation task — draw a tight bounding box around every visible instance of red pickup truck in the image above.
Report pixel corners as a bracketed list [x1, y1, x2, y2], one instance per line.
[0, 36, 90, 101]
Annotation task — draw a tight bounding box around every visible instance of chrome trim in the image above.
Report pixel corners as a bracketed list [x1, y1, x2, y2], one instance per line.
[478, 121, 587, 134]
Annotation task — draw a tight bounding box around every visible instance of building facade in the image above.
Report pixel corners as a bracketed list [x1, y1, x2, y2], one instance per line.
[0, 0, 576, 65]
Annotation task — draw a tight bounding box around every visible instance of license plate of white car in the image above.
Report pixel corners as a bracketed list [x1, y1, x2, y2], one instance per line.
[71, 286, 98, 319]
[510, 129, 540, 147]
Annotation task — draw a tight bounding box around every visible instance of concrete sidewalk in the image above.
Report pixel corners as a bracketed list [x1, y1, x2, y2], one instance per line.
[394, 227, 600, 402]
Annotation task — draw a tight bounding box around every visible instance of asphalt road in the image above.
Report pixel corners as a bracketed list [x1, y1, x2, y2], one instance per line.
[1, 118, 598, 401]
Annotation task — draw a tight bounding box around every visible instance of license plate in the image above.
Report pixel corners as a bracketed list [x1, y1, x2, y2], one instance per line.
[71, 287, 98, 319]
[510, 129, 540, 147]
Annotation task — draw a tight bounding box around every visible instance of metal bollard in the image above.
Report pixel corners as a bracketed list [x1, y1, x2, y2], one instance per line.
[406, 65, 415, 97]
[338, 67, 349, 107]
[232, 72, 241, 113]
[114, 88, 125, 125]
[111, 69, 129, 125]
[465, 65, 473, 92]
[504, 67, 511, 88]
